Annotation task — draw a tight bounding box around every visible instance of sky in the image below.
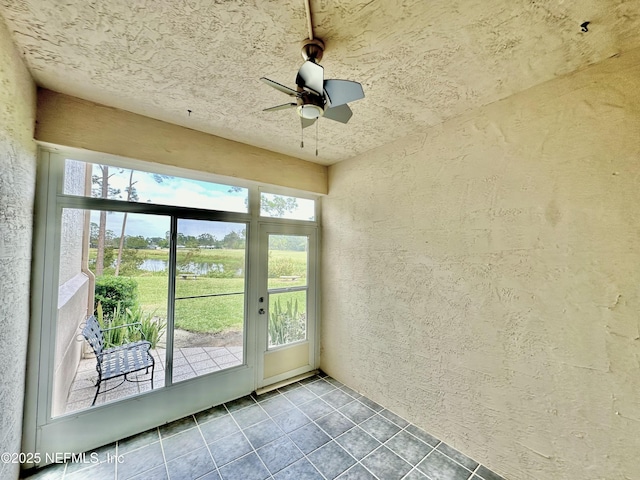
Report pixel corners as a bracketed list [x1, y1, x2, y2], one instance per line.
[87, 164, 314, 238]
[90, 166, 246, 238]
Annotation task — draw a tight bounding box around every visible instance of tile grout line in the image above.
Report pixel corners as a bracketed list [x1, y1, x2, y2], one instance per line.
[271, 378, 395, 480]
[277, 380, 381, 480]
[193, 412, 224, 480]
[380, 424, 438, 475]
[340, 386, 488, 479]
[121, 376, 480, 480]
[414, 448, 439, 480]
[324, 384, 413, 479]
[249, 379, 341, 479]
[63, 374, 496, 480]
[257, 383, 329, 479]
[156, 425, 171, 480]
[329, 383, 408, 480]
[284, 380, 398, 480]
[223, 399, 278, 479]
[279, 380, 356, 478]
[168, 394, 458, 480]
[317, 379, 485, 480]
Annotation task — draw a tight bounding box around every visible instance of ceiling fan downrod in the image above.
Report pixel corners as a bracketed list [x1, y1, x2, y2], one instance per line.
[304, 0, 314, 40]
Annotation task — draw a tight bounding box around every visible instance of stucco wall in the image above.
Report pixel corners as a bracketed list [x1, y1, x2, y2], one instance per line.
[36, 89, 329, 194]
[59, 162, 86, 284]
[0, 18, 36, 480]
[52, 205, 90, 417]
[52, 164, 91, 416]
[321, 48, 640, 480]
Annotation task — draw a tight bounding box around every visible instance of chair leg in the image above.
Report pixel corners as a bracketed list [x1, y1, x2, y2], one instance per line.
[150, 366, 154, 390]
[91, 382, 101, 406]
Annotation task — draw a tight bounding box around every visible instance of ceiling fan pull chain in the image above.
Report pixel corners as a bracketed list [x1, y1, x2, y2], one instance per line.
[315, 120, 319, 156]
[301, 125, 304, 149]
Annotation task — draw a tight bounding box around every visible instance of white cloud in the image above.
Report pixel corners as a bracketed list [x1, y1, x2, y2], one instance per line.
[99, 167, 248, 213]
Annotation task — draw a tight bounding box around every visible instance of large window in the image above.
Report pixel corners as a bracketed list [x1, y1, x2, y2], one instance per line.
[64, 159, 249, 213]
[52, 158, 258, 415]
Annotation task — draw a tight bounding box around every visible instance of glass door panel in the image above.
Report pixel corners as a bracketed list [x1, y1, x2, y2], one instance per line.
[259, 227, 317, 388]
[267, 235, 309, 348]
[54, 208, 169, 416]
[268, 291, 307, 347]
[172, 219, 246, 383]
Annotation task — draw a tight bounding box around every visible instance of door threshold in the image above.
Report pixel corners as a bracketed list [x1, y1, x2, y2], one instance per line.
[255, 370, 319, 396]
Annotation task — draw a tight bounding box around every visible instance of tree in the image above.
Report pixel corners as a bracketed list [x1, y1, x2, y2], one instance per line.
[92, 166, 121, 275]
[222, 230, 245, 249]
[184, 236, 199, 248]
[125, 235, 148, 249]
[197, 233, 216, 247]
[269, 235, 307, 251]
[227, 186, 299, 217]
[114, 169, 138, 276]
[90, 222, 99, 248]
[261, 195, 298, 217]
[148, 236, 168, 248]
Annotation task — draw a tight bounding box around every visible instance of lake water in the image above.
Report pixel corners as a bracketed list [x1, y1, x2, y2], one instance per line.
[140, 259, 234, 275]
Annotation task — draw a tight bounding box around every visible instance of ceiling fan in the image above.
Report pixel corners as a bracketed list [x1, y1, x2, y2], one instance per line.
[260, 37, 365, 137]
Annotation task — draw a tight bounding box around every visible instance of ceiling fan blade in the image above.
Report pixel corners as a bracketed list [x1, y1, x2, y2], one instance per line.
[296, 61, 324, 95]
[263, 103, 297, 112]
[323, 79, 364, 108]
[301, 117, 316, 129]
[260, 77, 298, 96]
[323, 103, 353, 124]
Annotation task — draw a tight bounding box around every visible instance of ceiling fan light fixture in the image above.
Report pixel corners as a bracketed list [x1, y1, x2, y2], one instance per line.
[297, 104, 324, 119]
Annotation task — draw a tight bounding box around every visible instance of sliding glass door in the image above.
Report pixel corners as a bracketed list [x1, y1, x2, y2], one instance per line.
[52, 209, 171, 416]
[170, 219, 246, 384]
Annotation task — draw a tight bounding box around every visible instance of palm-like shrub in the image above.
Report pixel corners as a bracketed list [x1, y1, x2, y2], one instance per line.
[269, 298, 306, 346]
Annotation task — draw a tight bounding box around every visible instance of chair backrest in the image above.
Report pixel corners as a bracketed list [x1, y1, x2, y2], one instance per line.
[82, 315, 104, 357]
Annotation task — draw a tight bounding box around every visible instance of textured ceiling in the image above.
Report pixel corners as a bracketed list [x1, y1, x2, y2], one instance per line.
[1, 0, 640, 165]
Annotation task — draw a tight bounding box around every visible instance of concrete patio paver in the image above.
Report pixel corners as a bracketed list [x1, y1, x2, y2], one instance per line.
[64, 346, 243, 414]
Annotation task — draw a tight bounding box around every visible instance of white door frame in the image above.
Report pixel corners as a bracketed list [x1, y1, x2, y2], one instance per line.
[255, 223, 320, 389]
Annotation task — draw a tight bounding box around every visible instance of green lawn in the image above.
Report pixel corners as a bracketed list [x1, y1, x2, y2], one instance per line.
[93, 247, 308, 334]
[136, 276, 246, 333]
[135, 271, 307, 334]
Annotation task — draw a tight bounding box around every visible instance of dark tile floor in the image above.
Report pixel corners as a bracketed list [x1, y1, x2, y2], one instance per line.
[23, 373, 506, 480]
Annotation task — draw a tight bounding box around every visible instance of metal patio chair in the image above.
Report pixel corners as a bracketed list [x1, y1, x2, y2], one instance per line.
[81, 315, 155, 405]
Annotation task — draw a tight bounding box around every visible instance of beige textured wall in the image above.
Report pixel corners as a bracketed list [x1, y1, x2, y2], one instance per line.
[52, 204, 90, 417]
[321, 48, 640, 480]
[36, 89, 328, 194]
[53, 275, 89, 417]
[0, 18, 36, 480]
